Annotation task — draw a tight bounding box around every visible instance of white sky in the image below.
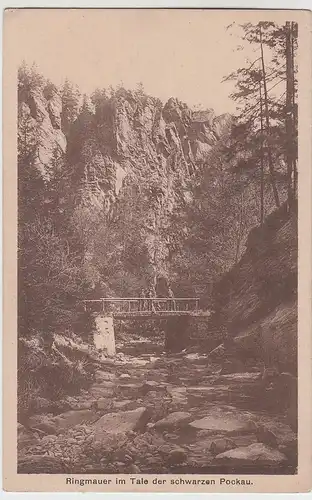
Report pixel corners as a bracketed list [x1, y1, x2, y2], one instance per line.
[12, 9, 268, 115]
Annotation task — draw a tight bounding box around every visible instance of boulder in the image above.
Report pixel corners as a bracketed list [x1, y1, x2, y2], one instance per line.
[186, 386, 228, 395]
[185, 353, 208, 362]
[96, 380, 115, 388]
[167, 387, 187, 399]
[92, 399, 113, 411]
[18, 455, 68, 474]
[113, 400, 132, 409]
[215, 442, 287, 465]
[95, 370, 115, 382]
[189, 407, 256, 434]
[94, 407, 148, 440]
[210, 438, 237, 456]
[255, 424, 278, 448]
[167, 387, 188, 406]
[166, 447, 187, 465]
[219, 359, 246, 375]
[53, 409, 99, 433]
[17, 424, 39, 451]
[90, 385, 115, 398]
[218, 372, 261, 383]
[30, 397, 56, 414]
[117, 383, 142, 395]
[255, 418, 296, 447]
[27, 415, 58, 435]
[142, 380, 165, 394]
[155, 412, 192, 431]
[208, 344, 226, 360]
[278, 440, 297, 460]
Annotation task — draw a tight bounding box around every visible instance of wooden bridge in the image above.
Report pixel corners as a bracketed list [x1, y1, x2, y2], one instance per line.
[83, 297, 210, 319]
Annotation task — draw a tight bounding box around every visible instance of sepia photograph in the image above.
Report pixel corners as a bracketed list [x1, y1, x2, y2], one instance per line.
[2, 7, 312, 493]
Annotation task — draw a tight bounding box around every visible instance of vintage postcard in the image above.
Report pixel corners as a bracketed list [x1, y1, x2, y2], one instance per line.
[2, 7, 312, 493]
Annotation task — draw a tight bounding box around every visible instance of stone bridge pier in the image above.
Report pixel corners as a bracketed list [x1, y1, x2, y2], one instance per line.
[94, 315, 116, 356]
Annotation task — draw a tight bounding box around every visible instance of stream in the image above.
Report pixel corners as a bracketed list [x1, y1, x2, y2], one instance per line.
[18, 335, 297, 475]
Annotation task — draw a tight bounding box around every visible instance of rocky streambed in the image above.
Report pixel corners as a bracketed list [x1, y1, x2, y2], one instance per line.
[18, 337, 297, 475]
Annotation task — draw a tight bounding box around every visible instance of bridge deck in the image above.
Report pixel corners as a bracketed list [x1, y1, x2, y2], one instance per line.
[82, 297, 210, 318]
[113, 311, 211, 319]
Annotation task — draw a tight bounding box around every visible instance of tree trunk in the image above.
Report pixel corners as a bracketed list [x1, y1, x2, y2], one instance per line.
[285, 21, 295, 211]
[259, 78, 265, 225]
[291, 22, 298, 197]
[234, 191, 244, 264]
[259, 24, 280, 208]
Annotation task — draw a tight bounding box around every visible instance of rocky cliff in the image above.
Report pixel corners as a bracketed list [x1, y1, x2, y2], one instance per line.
[18, 79, 232, 289]
[211, 202, 298, 375]
[18, 81, 66, 180]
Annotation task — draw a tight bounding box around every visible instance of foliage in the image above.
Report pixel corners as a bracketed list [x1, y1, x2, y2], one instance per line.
[223, 21, 297, 215]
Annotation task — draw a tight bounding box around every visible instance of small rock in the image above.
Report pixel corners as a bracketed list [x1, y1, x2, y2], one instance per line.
[85, 435, 93, 444]
[146, 456, 160, 465]
[163, 433, 179, 440]
[128, 464, 141, 473]
[119, 374, 131, 379]
[113, 400, 132, 409]
[41, 435, 58, 444]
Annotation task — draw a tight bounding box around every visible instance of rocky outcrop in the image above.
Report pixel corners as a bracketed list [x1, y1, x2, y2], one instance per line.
[18, 83, 66, 181]
[19, 80, 231, 286]
[211, 203, 297, 375]
[72, 93, 230, 282]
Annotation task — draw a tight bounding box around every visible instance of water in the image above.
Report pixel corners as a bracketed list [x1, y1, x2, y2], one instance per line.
[19, 335, 297, 475]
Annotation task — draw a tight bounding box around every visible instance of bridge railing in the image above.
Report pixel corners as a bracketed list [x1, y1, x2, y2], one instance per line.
[82, 297, 200, 314]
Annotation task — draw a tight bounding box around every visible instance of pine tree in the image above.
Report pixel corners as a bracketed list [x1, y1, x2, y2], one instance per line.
[224, 21, 298, 219]
[61, 79, 81, 134]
